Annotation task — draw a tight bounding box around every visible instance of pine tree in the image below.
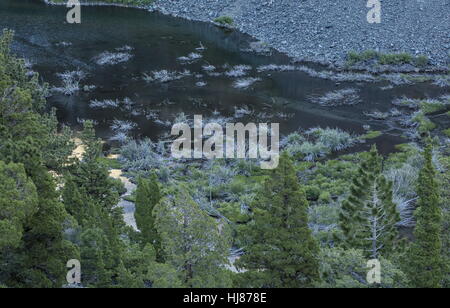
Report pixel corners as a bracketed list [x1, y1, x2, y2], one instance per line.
[0, 30, 79, 287]
[64, 122, 131, 287]
[68, 121, 123, 214]
[121, 243, 156, 282]
[80, 120, 102, 162]
[120, 242, 184, 288]
[237, 151, 320, 288]
[62, 176, 89, 223]
[0, 161, 40, 286]
[0, 161, 38, 250]
[441, 167, 450, 288]
[135, 174, 162, 258]
[154, 185, 232, 288]
[406, 145, 444, 288]
[21, 164, 79, 288]
[114, 262, 143, 288]
[41, 109, 75, 171]
[80, 228, 113, 288]
[339, 146, 400, 259]
[1, 122, 79, 288]
[146, 262, 185, 288]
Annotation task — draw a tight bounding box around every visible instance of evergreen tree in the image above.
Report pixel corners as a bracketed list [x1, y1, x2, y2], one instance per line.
[154, 185, 232, 288]
[0, 29, 47, 114]
[339, 146, 400, 259]
[146, 262, 185, 288]
[68, 121, 123, 214]
[41, 109, 75, 171]
[80, 120, 102, 162]
[0, 30, 79, 288]
[441, 177, 450, 288]
[237, 151, 320, 288]
[63, 122, 131, 287]
[80, 228, 113, 288]
[121, 243, 156, 283]
[316, 247, 409, 288]
[135, 174, 161, 257]
[0, 146, 80, 287]
[406, 145, 444, 288]
[0, 161, 38, 250]
[62, 176, 89, 223]
[119, 241, 184, 288]
[20, 163, 79, 288]
[114, 261, 143, 288]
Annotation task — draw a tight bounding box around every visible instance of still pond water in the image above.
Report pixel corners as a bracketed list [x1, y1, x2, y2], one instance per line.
[1, 0, 447, 153]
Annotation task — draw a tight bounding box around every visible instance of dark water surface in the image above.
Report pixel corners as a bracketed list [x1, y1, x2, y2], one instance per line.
[1, 0, 447, 153]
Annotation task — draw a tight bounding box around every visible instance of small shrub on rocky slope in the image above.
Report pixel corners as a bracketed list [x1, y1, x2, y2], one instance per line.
[214, 16, 234, 26]
[346, 51, 429, 68]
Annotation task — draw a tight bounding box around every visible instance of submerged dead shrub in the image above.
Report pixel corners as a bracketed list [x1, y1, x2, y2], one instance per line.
[225, 65, 252, 78]
[89, 99, 120, 109]
[52, 70, 86, 96]
[309, 88, 361, 106]
[234, 106, 252, 118]
[257, 64, 296, 72]
[202, 65, 216, 72]
[115, 45, 134, 52]
[233, 78, 261, 89]
[95, 51, 133, 65]
[178, 52, 203, 63]
[143, 70, 191, 83]
[364, 110, 390, 120]
[111, 120, 137, 133]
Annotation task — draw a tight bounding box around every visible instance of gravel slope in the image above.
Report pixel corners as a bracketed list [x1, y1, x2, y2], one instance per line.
[150, 0, 450, 67]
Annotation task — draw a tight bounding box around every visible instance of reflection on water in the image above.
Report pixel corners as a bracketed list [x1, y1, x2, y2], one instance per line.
[0, 0, 447, 154]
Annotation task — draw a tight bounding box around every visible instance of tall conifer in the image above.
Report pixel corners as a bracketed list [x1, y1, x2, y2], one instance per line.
[406, 145, 443, 288]
[237, 152, 320, 287]
[339, 146, 400, 258]
[135, 174, 162, 258]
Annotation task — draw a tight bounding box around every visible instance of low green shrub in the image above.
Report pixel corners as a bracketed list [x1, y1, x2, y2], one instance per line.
[347, 51, 428, 68]
[214, 16, 234, 26]
[379, 53, 413, 65]
[443, 128, 450, 137]
[361, 130, 382, 140]
[306, 185, 321, 201]
[419, 100, 447, 115]
[318, 191, 332, 203]
[217, 202, 250, 224]
[412, 112, 436, 133]
[97, 157, 122, 169]
[346, 50, 378, 65]
[414, 55, 429, 67]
